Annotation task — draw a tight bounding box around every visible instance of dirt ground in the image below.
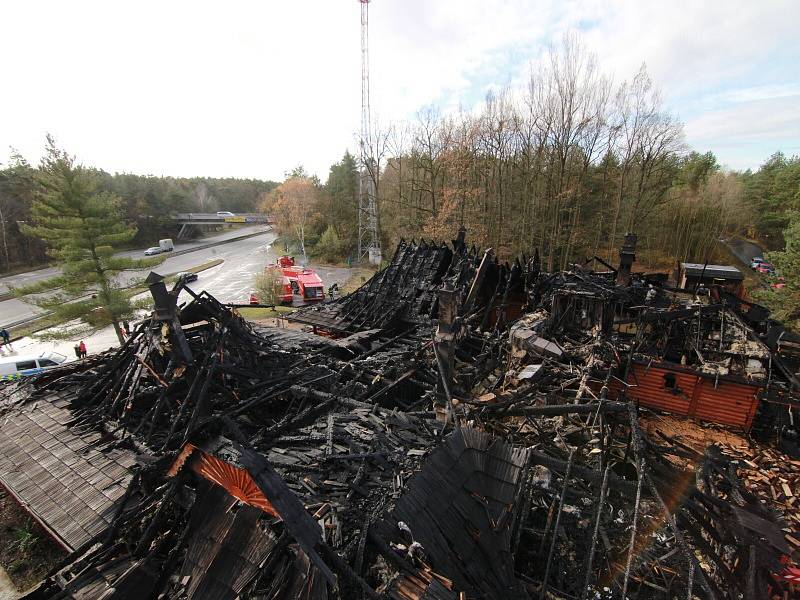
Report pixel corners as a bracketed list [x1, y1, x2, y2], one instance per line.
[640, 412, 800, 562]
[0, 489, 65, 592]
[639, 412, 750, 454]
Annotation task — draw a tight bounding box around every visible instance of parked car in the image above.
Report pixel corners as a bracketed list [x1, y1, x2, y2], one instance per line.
[750, 257, 765, 269]
[144, 246, 162, 256]
[249, 292, 259, 305]
[176, 271, 198, 283]
[755, 262, 774, 274]
[216, 211, 235, 217]
[0, 352, 67, 381]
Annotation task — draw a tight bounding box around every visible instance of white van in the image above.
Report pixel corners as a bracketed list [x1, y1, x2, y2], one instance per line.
[0, 352, 67, 381]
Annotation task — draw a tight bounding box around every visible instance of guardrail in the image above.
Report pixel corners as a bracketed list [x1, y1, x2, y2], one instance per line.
[172, 213, 274, 224]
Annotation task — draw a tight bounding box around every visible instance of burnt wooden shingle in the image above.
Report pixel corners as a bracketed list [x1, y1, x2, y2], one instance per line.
[0, 394, 136, 551]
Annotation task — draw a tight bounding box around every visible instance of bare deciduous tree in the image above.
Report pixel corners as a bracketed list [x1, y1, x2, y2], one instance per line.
[357, 34, 737, 268]
[269, 177, 320, 265]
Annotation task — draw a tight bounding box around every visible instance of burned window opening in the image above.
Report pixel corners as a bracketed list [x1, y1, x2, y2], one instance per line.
[663, 372, 677, 390]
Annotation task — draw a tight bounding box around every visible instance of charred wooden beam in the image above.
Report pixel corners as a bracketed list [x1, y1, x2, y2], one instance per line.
[481, 400, 629, 417]
[225, 418, 335, 585]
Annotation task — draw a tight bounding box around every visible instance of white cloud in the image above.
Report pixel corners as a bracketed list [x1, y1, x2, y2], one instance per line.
[684, 95, 800, 169]
[0, 0, 798, 179]
[575, 1, 798, 97]
[708, 84, 800, 106]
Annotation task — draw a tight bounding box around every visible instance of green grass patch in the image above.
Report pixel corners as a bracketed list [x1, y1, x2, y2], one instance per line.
[187, 258, 225, 274]
[339, 267, 378, 295]
[238, 305, 295, 319]
[0, 490, 66, 589]
[10, 313, 64, 340]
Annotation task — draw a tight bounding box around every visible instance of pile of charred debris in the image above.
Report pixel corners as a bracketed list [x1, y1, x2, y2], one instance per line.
[3, 229, 799, 600]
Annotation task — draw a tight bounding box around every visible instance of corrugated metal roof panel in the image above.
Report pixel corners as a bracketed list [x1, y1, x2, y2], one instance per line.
[681, 263, 744, 280]
[691, 380, 760, 429]
[625, 363, 761, 431]
[627, 365, 694, 415]
[186, 449, 279, 518]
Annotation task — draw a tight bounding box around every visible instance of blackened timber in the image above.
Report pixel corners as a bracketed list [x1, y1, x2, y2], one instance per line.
[389, 428, 529, 599]
[290, 385, 372, 411]
[134, 481, 179, 558]
[361, 368, 417, 404]
[540, 449, 575, 600]
[144, 359, 176, 443]
[581, 464, 611, 598]
[230, 434, 335, 585]
[529, 450, 638, 496]
[317, 544, 380, 599]
[462, 249, 493, 315]
[627, 405, 720, 600]
[160, 334, 220, 450]
[181, 357, 218, 443]
[616, 232, 637, 286]
[480, 400, 630, 417]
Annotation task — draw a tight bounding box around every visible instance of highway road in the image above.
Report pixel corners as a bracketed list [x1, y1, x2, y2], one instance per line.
[172, 237, 354, 306]
[0, 226, 273, 327]
[2, 233, 355, 362]
[175, 232, 278, 304]
[723, 237, 765, 266]
[0, 224, 268, 295]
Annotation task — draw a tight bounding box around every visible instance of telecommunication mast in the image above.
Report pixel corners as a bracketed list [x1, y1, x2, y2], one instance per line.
[357, 0, 381, 265]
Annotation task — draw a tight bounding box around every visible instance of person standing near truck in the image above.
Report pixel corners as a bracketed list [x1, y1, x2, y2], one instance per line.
[78, 340, 87, 358]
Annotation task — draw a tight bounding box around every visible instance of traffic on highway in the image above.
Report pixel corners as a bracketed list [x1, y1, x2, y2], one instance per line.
[0, 225, 271, 328]
[0, 226, 354, 366]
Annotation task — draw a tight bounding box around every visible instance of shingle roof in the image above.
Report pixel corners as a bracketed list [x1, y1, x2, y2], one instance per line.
[0, 393, 136, 551]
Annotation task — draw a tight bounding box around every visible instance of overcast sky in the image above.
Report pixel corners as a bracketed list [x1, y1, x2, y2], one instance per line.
[2, 0, 799, 181]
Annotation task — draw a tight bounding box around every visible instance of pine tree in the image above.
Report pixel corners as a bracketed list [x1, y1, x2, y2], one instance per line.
[12, 137, 163, 344]
[755, 210, 800, 331]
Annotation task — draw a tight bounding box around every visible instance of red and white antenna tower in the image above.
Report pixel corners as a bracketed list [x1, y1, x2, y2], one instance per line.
[357, 0, 381, 265]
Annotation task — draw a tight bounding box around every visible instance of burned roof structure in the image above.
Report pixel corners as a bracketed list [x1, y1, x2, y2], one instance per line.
[1, 230, 798, 600]
[288, 229, 528, 335]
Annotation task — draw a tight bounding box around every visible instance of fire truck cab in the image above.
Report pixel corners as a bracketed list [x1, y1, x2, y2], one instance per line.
[269, 256, 325, 304]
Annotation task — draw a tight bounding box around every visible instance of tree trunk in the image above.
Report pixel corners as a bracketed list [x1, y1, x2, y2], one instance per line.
[90, 244, 126, 346]
[112, 318, 125, 345]
[0, 200, 10, 271]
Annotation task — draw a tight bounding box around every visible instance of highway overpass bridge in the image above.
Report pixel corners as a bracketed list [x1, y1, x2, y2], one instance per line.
[172, 213, 275, 238]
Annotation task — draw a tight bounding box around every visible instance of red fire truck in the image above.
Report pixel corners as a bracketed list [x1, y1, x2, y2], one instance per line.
[250, 256, 325, 305]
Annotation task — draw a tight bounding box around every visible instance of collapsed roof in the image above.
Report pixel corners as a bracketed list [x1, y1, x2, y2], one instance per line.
[1, 230, 798, 600]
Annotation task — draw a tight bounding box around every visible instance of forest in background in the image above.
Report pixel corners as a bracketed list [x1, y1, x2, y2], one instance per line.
[269, 145, 799, 269]
[0, 151, 277, 272]
[299, 39, 799, 272]
[3, 38, 799, 276]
